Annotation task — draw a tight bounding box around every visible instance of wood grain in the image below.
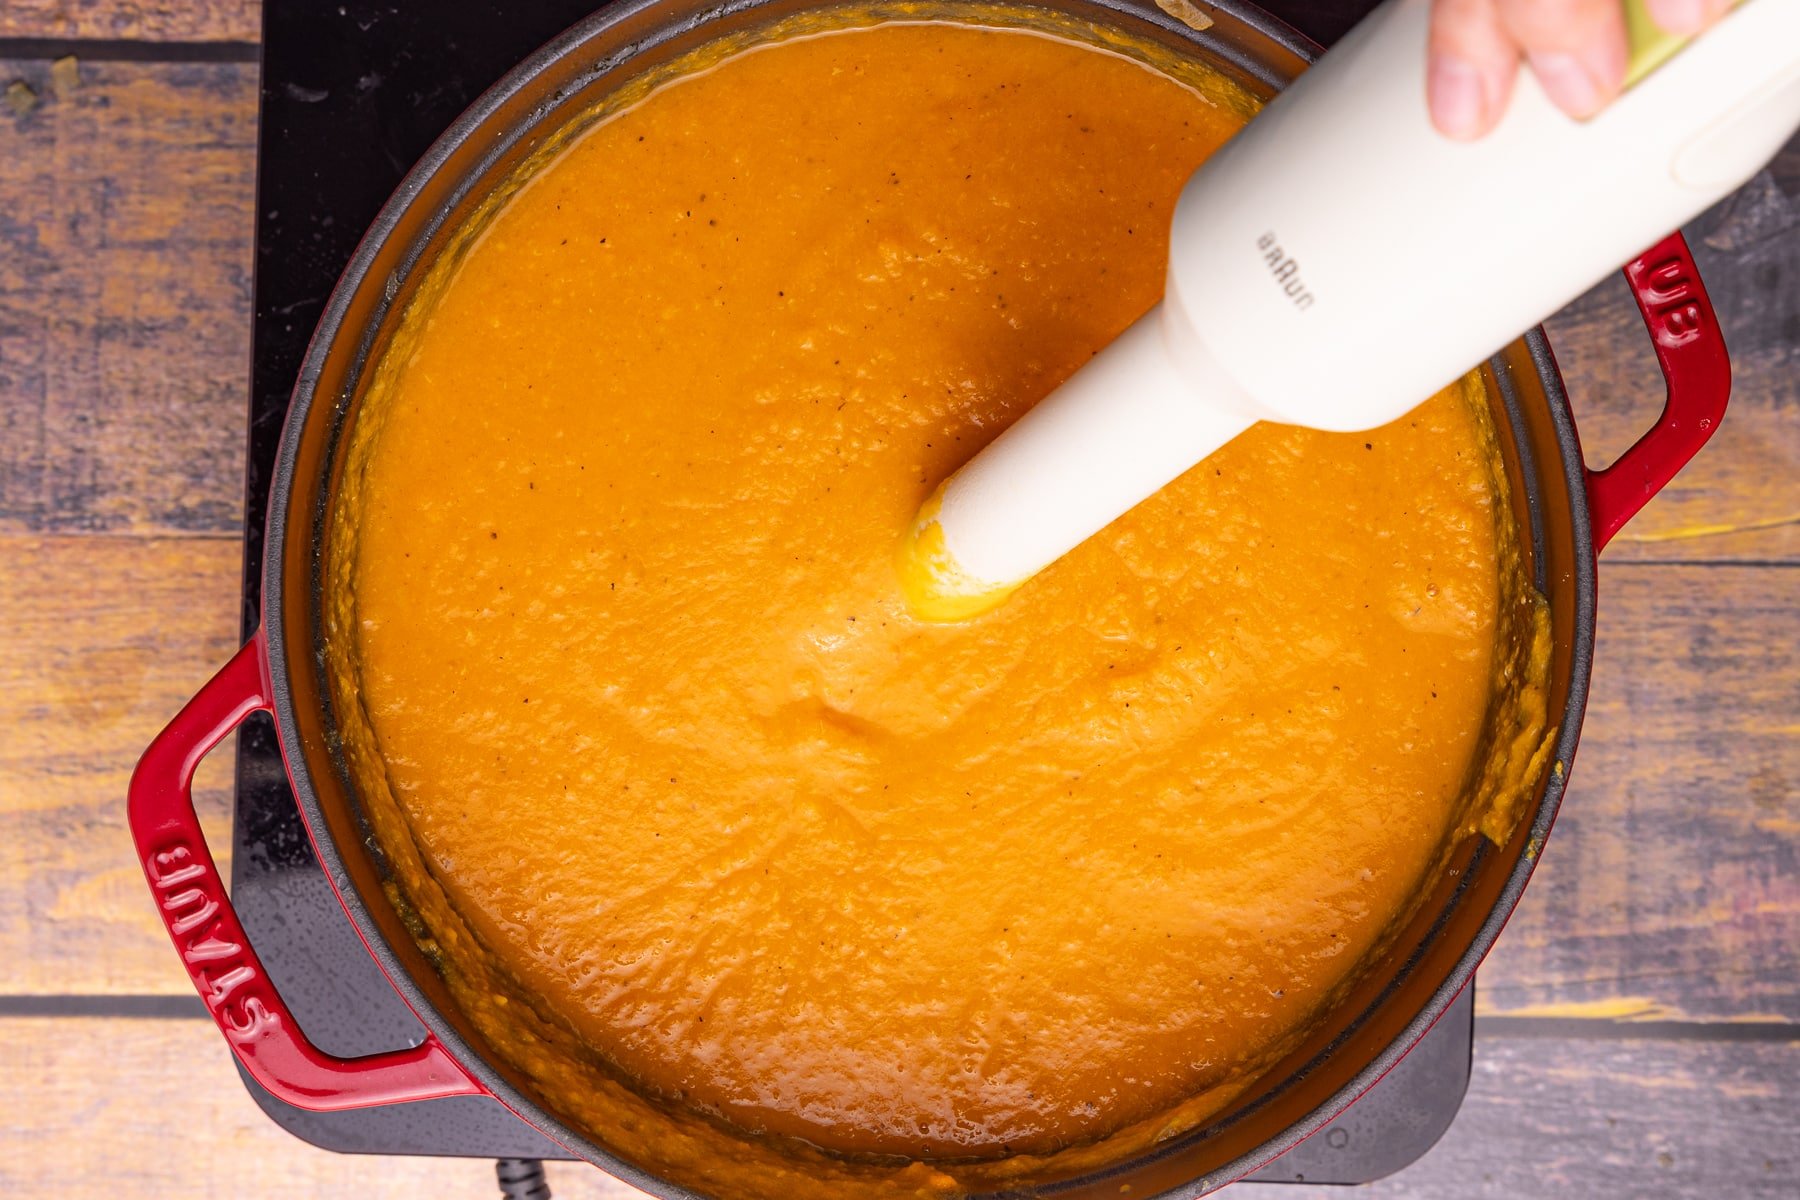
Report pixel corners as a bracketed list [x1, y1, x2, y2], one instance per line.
[0, 1016, 1789, 1199]
[0, 13, 1792, 1197]
[0, 2, 259, 42]
[1548, 141, 1800, 565]
[0, 65, 1791, 555]
[6, 539, 1791, 1023]
[1229, 1031, 1798, 1200]
[0, 59, 255, 537]
[0, 1017, 648, 1200]
[1477, 563, 1799, 1022]
[0, 535, 243, 996]
[0, 34, 1791, 1035]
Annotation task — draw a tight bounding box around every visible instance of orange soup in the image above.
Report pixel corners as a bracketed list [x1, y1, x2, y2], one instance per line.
[328, 10, 1548, 1195]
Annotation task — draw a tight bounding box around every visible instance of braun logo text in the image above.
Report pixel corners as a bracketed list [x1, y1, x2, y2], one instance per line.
[1256, 232, 1314, 310]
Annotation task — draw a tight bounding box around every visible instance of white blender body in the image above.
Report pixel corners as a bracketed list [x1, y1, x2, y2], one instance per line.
[900, 0, 1800, 620]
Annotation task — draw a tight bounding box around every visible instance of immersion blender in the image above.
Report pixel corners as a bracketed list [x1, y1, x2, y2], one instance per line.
[897, 0, 1800, 620]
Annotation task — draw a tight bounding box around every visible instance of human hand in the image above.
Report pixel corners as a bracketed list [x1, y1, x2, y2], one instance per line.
[1427, 0, 1734, 139]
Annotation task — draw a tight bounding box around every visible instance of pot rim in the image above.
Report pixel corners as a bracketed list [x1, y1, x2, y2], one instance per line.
[259, 2, 1597, 1195]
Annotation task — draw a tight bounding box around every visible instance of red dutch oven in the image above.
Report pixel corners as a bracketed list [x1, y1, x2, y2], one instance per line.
[129, 1, 1731, 1196]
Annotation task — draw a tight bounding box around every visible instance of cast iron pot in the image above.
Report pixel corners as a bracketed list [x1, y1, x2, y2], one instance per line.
[129, 1, 1730, 1195]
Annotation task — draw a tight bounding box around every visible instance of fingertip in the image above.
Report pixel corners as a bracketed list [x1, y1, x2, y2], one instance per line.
[1428, 54, 1489, 139]
[1498, 0, 1630, 119]
[1526, 8, 1628, 121]
[1644, 0, 1709, 37]
[1527, 51, 1607, 119]
[1427, 0, 1518, 139]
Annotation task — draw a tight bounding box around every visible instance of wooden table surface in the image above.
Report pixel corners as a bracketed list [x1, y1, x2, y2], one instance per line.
[1, 2, 1794, 1197]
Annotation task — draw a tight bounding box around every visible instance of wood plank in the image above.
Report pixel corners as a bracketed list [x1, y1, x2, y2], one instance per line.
[1476, 563, 1799, 1022]
[9, 542, 1791, 1025]
[1546, 138, 1799, 565]
[0, 1016, 647, 1200]
[1229, 1031, 1798, 1199]
[0, 534, 243, 995]
[0, 59, 255, 537]
[0, 1016, 1790, 1199]
[0, 65, 1789, 553]
[0, 58, 1788, 1019]
[0, 2, 259, 43]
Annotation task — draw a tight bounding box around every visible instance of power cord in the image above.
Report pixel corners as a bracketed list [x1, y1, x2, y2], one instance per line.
[496, 1158, 551, 1200]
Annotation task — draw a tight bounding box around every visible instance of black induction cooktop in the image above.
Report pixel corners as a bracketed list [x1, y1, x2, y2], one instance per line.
[233, 0, 1471, 1187]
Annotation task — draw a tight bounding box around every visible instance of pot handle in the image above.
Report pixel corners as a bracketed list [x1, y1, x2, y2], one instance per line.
[128, 632, 483, 1110]
[1585, 232, 1731, 552]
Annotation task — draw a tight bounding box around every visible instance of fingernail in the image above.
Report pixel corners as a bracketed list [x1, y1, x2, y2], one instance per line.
[1646, 0, 1708, 35]
[1428, 56, 1486, 140]
[1529, 51, 1605, 118]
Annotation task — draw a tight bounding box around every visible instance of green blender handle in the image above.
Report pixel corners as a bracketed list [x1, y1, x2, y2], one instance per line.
[1623, 0, 1728, 89]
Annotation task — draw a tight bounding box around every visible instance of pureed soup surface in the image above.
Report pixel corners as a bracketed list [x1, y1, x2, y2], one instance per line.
[330, 10, 1550, 1193]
